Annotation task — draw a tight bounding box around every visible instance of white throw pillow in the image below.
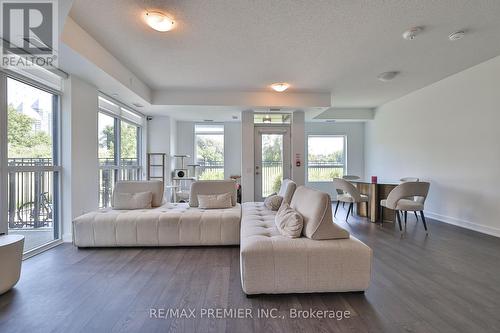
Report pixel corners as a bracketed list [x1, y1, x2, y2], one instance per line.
[198, 192, 233, 209]
[264, 194, 283, 211]
[275, 203, 304, 238]
[113, 191, 152, 210]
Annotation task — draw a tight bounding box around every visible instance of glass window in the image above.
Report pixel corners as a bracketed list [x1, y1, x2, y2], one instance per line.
[98, 113, 116, 164]
[98, 99, 143, 208]
[195, 124, 224, 180]
[261, 134, 284, 197]
[307, 136, 346, 182]
[6, 77, 60, 253]
[120, 120, 141, 181]
[254, 113, 291, 124]
[7, 78, 54, 161]
[98, 113, 117, 208]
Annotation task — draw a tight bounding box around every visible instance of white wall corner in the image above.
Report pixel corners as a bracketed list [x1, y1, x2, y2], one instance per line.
[241, 111, 255, 202]
[61, 75, 99, 240]
[291, 111, 306, 186]
[62, 233, 73, 243]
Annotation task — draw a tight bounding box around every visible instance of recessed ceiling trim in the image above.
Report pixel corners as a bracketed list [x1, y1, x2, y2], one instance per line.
[152, 90, 332, 108]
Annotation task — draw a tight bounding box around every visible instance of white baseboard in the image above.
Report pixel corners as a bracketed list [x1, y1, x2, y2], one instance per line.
[62, 233, 73, 243]
[425, 211, 500, 238]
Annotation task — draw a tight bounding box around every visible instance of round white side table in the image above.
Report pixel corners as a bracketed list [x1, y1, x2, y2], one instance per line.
[0, 235, 24, 295]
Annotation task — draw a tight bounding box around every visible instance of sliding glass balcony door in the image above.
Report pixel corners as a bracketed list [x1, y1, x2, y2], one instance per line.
[1, 75, 61, 253]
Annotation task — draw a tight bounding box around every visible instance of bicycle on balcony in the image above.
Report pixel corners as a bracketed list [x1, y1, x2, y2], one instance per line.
[12, 192, 53, 229]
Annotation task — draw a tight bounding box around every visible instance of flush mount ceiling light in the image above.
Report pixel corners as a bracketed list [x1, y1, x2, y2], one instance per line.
[402, 27, 423, 40]
[263, 115, 272, 123]
[144, 11, 175, 32]
[377, 71, 399, 82]
[448, 31, 465, 41]
[270, 82, 290, 92]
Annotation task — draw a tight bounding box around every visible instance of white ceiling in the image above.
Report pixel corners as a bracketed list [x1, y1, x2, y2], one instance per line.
[69, 0, 500, 114]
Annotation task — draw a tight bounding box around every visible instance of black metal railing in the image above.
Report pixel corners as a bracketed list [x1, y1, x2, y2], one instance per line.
[7, 158, 54, 229]
[98, 158, 141, 208]
[307, 160, 344, 181]
[197, 160, 224, 180]
[261, 161, 282, 197]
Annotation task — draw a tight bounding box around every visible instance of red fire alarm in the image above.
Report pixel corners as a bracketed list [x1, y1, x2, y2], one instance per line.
[295, 153, 301, 167]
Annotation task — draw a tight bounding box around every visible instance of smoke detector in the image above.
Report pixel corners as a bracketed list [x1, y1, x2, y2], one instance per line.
[448, 31, 465, 41]
[402, 27, 423, 40]
[377, 71, 400, 82]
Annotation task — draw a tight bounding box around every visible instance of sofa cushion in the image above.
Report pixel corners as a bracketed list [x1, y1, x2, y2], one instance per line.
[113, 181, 164, 207]
[264, 194, 283, 211]
[278, 179, 297, 204]
[274, 203, 303, 238]
[113, 191, 152, 210]
[198, 192, 233, 209]
[291, 186, 349, 240]
[189, 180, 237, 207]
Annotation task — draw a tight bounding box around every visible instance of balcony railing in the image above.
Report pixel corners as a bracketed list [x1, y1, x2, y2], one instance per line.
[7, 158, 54, 230]
[197, 160, 224, 180]
[98, 158, 141, 207]
[261, 161, 283, 197]
[307, 160, 344, 181]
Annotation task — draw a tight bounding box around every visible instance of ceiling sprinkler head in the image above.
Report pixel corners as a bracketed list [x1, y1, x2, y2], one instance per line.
[377, 71, 399, 82]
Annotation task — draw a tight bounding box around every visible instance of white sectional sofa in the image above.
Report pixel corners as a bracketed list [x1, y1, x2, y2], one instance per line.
[240, 183, 373, 295]
[73, 180, 241, 247]
[72, 178, 373, 295]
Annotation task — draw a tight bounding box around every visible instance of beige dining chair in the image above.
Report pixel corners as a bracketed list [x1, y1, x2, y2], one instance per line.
[380, 182, 430, 234]
[399, 177, 421, 222]
[333, 178, 368, 221]
[400, 177, 419, 182]
[337, 175, 361, 208]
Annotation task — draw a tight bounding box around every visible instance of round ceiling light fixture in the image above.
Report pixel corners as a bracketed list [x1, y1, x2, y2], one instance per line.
[448, 31, 465, 41]
[144, 11, 175, 32]
[270, 82, 290, 92]
[402, 27, 423, 40]
[377, 71, 400, 82]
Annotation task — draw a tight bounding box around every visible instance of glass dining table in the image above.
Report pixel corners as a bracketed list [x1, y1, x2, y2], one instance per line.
[348, 179, 400, 223]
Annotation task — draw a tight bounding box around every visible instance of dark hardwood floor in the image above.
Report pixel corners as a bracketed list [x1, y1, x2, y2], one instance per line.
[1, 208, 500, 333]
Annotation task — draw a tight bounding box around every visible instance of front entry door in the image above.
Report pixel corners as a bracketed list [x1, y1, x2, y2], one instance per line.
[254, 126, 291, 201]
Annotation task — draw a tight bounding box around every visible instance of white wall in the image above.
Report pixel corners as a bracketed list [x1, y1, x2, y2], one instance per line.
[241, 111, 254, 202]
[147, 115, 172, 178]
[176, 121, 195, 169]
[291, 111, 306, 186]
[61, 75, 99, 241]
[305, 122, 365, 197]
[365, 55, 500, 237]
[223, 122, 242, 177]
[170, 118, 177, 172]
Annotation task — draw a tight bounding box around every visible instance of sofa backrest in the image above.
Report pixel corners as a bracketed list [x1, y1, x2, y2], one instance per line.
[278, 179, 297, 204]
[290, 186, 349, 240]
[112, 180, 164, 207]
[189, 180, 237, 207]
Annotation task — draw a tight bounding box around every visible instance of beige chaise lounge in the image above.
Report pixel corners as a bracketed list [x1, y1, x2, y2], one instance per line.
[240, 183, 372, 295]
[72, 180, 241, 247]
